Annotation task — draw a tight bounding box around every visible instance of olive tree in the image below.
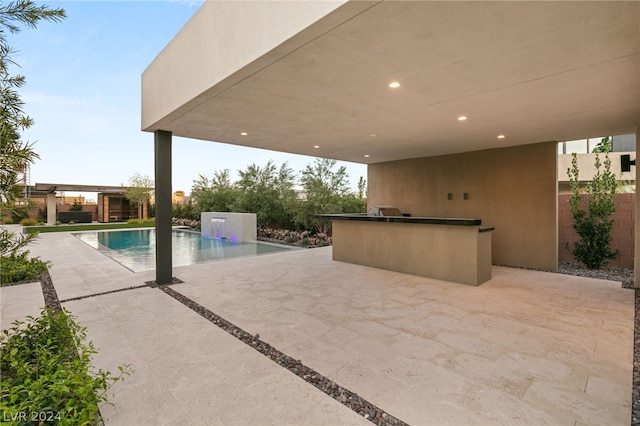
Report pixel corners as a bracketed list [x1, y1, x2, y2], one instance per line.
[190, 169, 238, 215]
[124, 173, 154, 220]
[296, 158, 366, 233]
[233, 160, 297, 228]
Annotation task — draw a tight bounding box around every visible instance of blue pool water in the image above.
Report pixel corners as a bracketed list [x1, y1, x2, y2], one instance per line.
[72, 228, 294, 272]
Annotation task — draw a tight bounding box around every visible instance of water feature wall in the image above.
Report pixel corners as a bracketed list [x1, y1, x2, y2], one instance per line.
[200, 212, 257, 242]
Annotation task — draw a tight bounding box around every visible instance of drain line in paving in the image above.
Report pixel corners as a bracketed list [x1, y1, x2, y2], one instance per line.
[158, 284, 409, 426]
[59, 284, 151, 303]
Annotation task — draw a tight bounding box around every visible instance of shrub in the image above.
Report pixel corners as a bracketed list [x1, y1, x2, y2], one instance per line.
[69, 200, 83, 212]
[126, 218, 141, 224]
[567, 146, 619, 269]
[18, 218, 37, 226]
[0, 308, 132, 424]
[142, 218, 155, 224]
[1, 216, 13, 224]
[0, 252, 50, 283]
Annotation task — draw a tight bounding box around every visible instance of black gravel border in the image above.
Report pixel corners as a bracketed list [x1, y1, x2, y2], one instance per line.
[37, 269, 106, 425]
[159, 284, 409, 426]
[633, 289, 640, 426]
[40, 270, 62, 312]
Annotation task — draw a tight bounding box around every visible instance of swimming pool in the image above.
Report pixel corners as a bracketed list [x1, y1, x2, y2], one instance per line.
[72, 228, 295, 272]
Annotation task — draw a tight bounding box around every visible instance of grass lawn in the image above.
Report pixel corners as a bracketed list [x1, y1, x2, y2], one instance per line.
[24, 222, 156, 234]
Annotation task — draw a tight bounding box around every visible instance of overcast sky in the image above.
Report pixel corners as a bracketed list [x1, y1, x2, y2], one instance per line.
[13, 1, 367, 201]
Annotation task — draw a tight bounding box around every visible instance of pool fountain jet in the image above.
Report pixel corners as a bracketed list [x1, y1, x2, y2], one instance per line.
[209, 217, 226, 239]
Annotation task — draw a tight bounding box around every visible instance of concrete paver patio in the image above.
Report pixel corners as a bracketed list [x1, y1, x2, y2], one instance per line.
[4, 231, 634, 425]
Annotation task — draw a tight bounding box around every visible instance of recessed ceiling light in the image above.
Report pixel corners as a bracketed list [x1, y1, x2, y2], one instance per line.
[370, 133, 378, 137]
[388, 81, 400, 88]
[313, 145, 320, 149]
[364, 154, 370, 158]
[497, 134, 505, 139]
[458, 116, 467, 121]
[240, 132, 248, 136]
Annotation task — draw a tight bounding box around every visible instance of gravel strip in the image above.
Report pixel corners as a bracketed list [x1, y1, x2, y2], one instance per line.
[40, 270, 62, 312]
[634, 289, 640, 426]
[159, 284, 408, 426]
[557, 260, 635, 288]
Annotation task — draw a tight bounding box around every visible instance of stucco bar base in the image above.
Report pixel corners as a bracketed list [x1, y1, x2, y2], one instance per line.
[331, 221, 492, 286]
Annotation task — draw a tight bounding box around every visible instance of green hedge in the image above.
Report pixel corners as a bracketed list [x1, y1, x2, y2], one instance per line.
[0, 252, 50, 284]
[24, 222, 156, 234]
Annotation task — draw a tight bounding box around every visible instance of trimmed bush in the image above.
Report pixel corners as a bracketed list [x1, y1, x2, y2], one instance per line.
[18, 218, 37, 226]
[1, 217, 13, 224]
[0, 308, 132, 424]
[0, 252, 50, 284]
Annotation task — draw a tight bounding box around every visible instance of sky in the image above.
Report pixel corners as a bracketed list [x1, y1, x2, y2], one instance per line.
[13, 0, 367, 202]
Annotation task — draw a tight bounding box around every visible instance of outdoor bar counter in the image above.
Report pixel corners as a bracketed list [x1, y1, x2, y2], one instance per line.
[319, 214, 494, 286]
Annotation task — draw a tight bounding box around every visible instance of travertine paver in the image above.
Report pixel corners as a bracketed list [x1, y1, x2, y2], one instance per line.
[13, 231, 636, 425]
[1, 281, 44, 330]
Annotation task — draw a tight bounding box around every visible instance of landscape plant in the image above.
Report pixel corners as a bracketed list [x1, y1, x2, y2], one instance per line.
[179, 159, 368, 238]
[69, 200, 83, 211]
[567, 141, 619, 269]
[124, 173, 154, 220]
[0, 221, 48, 284]
[0, 308, 132, 424]
[296, 158, 366, 233]
[232, 160, 298, 229]
[190, 169, 238, 215]
[0, 0, 65, 279]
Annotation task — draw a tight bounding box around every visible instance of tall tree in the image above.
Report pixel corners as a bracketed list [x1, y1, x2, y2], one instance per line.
[190, 169, 238, 214]
[233, 160, 297, 228]
[0, 1, 64, 256]
[0, 1, 65, 208]
[297, 158, 365, 233]
[124, 173, 154, 220]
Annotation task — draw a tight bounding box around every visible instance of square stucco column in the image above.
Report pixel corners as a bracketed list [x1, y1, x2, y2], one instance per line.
[46, 193, 56, 225]
[155, 130, 172, 284]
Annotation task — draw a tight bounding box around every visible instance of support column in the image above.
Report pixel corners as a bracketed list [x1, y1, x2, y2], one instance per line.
[46, 193, 56, 225]
[155, 130, 172, 285]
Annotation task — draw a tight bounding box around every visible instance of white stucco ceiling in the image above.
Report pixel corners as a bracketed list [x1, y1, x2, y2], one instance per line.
[144, 1, 639, 165]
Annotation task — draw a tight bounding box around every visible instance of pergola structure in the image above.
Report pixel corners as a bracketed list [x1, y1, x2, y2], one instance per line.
[142, 1, 639, 285]
[33, 183, 127, 225]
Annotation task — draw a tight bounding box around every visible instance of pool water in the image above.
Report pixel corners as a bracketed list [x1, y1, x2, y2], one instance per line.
[72, 228, 294, 272]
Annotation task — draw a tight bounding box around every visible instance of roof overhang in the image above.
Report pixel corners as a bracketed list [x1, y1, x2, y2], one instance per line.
[142, 1, 640, 164]
[33, 183, 127, 194]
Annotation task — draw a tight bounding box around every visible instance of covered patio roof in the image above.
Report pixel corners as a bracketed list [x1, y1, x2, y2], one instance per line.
[142, 1, 639, 164]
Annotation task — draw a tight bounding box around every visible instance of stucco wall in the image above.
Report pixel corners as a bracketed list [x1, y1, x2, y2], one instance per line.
[367, 142, 558, 271]
[142, 0, 349, 131]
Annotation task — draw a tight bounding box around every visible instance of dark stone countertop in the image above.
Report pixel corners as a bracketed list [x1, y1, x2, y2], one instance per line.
[316, 214, 486, 227]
